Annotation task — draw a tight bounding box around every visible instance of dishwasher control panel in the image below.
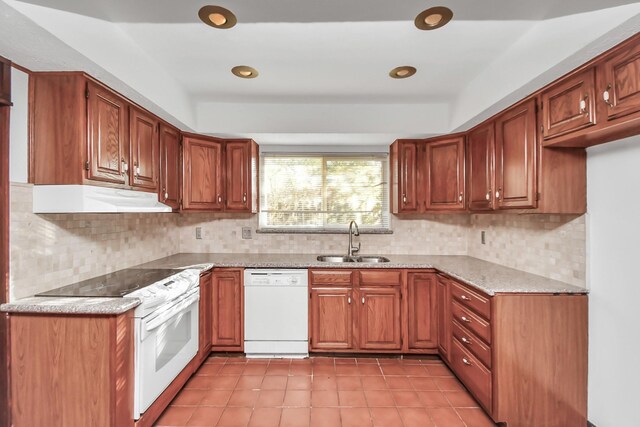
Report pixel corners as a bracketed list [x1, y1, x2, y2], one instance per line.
[244, 269, 308, 287]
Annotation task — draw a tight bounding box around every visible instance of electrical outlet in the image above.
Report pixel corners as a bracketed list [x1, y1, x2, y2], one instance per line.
[195, 227, 202, 240]
[481, 230, 486, 245]
[242, 227, 252, 240]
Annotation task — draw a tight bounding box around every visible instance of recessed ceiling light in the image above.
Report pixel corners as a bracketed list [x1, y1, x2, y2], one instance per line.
[389, 66, 417, 79]
[415, 6, 453, 30]
[198, 5, 237, 29]
[232, 66, 259, 79]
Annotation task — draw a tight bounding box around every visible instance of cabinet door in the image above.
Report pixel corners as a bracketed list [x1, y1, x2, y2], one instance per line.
[310, 288, 354, 350]
[397, 141, 421, 213]
[182, 136, 223, 211]
[225, 140, 251, 212]
[436, 276, 451, 361]
[467, 123, 495, 211]
[197, 272, 212, 364]
[129, 107, 159, 190]
[86, 82, 128, 185]
[601, 41, 640, 121]
[541, 68, 596, 140]
[407, 273, 438, 350]
[211, 269, 243, 350]
[495, 99, 537, 209]
[159, 124, 181, 209]
[425, 137, 465, 211]
[0, 56, 10, 106]
[359, 287, 402, 351]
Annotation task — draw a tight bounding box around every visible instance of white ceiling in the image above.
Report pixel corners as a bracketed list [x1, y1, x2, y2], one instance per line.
[2, 0, 640, 144]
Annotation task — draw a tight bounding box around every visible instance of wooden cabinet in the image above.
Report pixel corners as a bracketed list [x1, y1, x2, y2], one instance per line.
[601, 40, 640, 122]
[211, 268, 243, 351]
[182, 135, 224, 211]
[466, 123, 495, 211]
[158, 124, 181, 209]
[390, 140, 421, 213]
[425, 136, 465, 211]
[197, 272, 212, 364]
[0, 56, 11, 106]
[407, 272, 438, 350]
[129, 107, 159, 191]
[86, 81, 129, 185]
[436, 275, 451, 360]
[309, 287, 354, 350]
[495, 98, 538, 209]
[541, 68, 597, 140]
[359, 287, 402, 350]
[225, 139, 258, 212]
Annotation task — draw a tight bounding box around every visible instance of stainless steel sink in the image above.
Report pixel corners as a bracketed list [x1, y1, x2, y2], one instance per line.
[316, 255, 390, 263]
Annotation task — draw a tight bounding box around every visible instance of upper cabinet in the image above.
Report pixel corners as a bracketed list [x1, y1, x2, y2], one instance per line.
[129, 107, 159, 190]
[0, 56, 11, 106]
[494, 99, 538, 209]
[182, 135, 258, 213]
[600, 41, 640, 122]
[390, 140, 421, 213]
[425, 136, 465, 211]
[159, 124, 181, 210]
[466, 123, 495, 211]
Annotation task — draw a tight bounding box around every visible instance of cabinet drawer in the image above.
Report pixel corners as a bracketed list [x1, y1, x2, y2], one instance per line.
[450, 281, 491, 320]
[451, 301, 491, 344]
[358, 270, 401, 286]
[310, 270, 353, 285]
[450, 339, 492, 412]
[451, 319, 491, 369]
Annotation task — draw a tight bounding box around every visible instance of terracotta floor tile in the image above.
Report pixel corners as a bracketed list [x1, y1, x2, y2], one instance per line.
[205, 357, 228, 364]
[217, 407, 253, 427]
[311, 390, 340, 407]
[340, 408, 373, 427]
[269, 358, 292, 365]
[403, 365, 430, 376]
[261, 376, 288, 390]
[228, 390, 259, 407]
[336, 376, 362, 390]
[156, 406, 196, 426]
[185, 376, 216, 390]
[391, 391, 422, 407]
[334, 358, 357, 365]
[399, 358, 423, 365]
[287, 376, 312, 390]
[409, 377, 439, 391]
[356, 357, 378, 364]
[197, 364, 222, 376]
[398, 408, 434, 427]
[243, 365, 268, 376]
[209, 376, 240, 390]
[289, 365, 313, 375]
[310, 407, 341, 427]
[283, 390, 311, 407]
[172, 389, 206, 406]
[338, 390, 367, 407]
[378, 358, 401, 365]
[236, 376, 264, 390]
[311, 376, 338, 390]
[380, 365, 406, 376]
[357, 365, 383, 376]
[280, 408, 311, 427]
[219, 364, 246, 375]
[312, 357, 334, 365]
[434, 377, 465, 391]
[385, 377, 412, 390]
[426, 365, 454, 377]
[364, 390, 395, 407]
[361, 376, 388, 390]
[444, 391, 480, 408]
[255, 390, 285, 408]
[200, 390, 233, 407]
[185, 406, 224, 426]
[417, 391, 450, 408]
[248, 408, 282, 427]
[419, 358, 443, 365]
[335, 365, 358, 376]
[456, 408, 497, 427]
[313, 365, 336, 376]
[428, 407, 466, 427]
[370, 407, 403, 427]
[226, 357, 249, 364]
[265, 364, 290, 376]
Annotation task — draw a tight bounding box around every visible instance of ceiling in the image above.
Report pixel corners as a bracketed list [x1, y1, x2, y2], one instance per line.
[3, 0, 640, 144]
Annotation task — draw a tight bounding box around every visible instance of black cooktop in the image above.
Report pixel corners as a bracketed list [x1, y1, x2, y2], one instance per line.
[37, 268, 183, 297]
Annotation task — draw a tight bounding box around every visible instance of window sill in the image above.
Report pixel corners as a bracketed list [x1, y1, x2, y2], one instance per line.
[256, 228, 393, 235]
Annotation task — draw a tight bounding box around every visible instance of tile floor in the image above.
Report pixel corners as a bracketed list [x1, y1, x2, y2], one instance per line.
[155, 356, 496, 427]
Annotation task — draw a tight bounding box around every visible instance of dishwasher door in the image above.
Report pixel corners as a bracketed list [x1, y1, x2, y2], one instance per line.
[244, 269, 309, 357]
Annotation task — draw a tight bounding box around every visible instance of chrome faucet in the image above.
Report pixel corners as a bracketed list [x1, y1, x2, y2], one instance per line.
[348, 220, 361, 258]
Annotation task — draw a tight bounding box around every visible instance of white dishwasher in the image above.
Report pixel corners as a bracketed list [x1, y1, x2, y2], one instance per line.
[244, 269, 309, 358]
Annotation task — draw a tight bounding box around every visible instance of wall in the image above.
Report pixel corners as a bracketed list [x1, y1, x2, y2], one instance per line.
[9, 67, 28, 183]
[586, 134, 640, 426]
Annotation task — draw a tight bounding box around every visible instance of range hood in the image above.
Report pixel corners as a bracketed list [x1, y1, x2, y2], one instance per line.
[33, 185, 172, 213]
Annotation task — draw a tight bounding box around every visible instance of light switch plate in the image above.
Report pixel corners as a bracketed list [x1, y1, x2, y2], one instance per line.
[481, 230, 486, 245]
[196, 227, 202, 240]
[242, 227, 252, 240]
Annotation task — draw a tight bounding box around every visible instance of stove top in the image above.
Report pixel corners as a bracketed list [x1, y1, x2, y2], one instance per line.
[37, 268, 184, 298]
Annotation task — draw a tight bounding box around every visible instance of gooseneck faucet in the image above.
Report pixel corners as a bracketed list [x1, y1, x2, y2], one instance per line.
[348, 220, 361, 258]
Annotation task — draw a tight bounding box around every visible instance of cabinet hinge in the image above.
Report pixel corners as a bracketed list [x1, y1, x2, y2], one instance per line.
[84, 161, 89, 171]
[85, 88, 89, 99]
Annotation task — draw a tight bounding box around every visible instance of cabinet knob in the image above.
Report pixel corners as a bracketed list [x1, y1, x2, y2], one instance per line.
[163, 189, 169, 200]
[218, 195, 222, 203]
[362, 297, 365, 305]
[348, 297, 351, 304]
[121, 158, 129, 174]
[603, 84, 613, 107]
[485, 191, 491, 201]
[458, 192, 463, 202]
[460, 295, 470, 301]
[462, 358, 472, 366]
[579, 95, 588, 114]
[460, 316, 471, 323]
[402, 194, 407, 204]
[495, 188, 501, 200]
[461, 337, 472, 345]
[243, 193, 247, 203]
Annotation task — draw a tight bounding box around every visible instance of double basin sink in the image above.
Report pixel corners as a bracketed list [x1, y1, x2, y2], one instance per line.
[317, 255, 390, 263]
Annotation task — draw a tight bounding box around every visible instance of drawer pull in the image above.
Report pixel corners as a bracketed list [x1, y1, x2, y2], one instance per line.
[460, 316, 471, 323]
[460, 295, 471, 301]
[462, 358, 472, 366]
[461, 337, 472, 345]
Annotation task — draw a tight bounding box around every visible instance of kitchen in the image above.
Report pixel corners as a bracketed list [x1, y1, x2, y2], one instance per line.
[0, 1, 639, 426]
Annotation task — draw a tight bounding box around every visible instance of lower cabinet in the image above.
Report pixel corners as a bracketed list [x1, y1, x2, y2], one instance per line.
[436, 274, 451, 360]
[211, 268, 243, 351]
[309, 287, 354, 350]
[406, 272, 438, 350]
[197, 271, 212, 364]
[359, 286, 402, 350]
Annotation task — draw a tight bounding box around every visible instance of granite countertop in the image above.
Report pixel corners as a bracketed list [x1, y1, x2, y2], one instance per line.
[2, 253, 587, 315]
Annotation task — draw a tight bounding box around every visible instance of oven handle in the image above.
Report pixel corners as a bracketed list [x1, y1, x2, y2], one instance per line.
[143, 292, 200, 332]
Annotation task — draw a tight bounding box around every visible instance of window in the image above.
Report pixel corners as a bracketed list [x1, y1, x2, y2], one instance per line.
[259, 154, 389, 231]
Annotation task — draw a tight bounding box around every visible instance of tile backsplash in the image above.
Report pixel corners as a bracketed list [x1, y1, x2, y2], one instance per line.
[8, 183, 587, 300]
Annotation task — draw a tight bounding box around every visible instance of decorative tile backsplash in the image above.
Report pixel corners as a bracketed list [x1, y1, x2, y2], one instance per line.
[9, 183, 587, 300]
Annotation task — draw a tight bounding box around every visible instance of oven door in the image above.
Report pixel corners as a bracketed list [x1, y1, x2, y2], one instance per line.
[134, 289, 199, 419]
